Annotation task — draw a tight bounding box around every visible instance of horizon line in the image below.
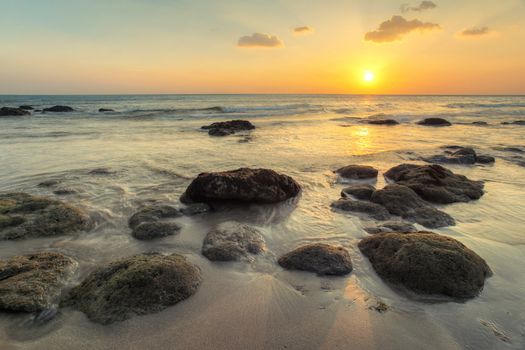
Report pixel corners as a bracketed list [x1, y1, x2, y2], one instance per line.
[1, 93, 524, 97]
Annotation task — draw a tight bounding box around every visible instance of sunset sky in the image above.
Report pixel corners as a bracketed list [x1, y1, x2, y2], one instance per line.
[1, 0, 524, 94]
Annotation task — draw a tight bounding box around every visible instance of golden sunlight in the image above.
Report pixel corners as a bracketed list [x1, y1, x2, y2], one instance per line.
[363, 70, 375, 83]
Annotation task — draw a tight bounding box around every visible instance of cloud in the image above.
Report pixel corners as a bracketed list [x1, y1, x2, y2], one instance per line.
[364, 15, 440, 43]
[460, 26, 490, 37]
[237, 33, 284, 48]
[293, 26, 314, 35]
[401, 1, 437, 13]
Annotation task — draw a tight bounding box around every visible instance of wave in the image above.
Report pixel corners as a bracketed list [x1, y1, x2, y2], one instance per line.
[445, 102, 525, 109]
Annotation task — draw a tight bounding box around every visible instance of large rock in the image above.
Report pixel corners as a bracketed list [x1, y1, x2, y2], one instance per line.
[417, 118, 452, 127]
[331, 198, 390, 220]
[0, 107, 30, 116]
[61, 253, 202, 324]
[341, 184, 375, 200]
[358, 232, 492, 298]
[0, 193, 92, 240]
[202, 221, 265, 261]
[278, 243, 353, 276]
[371, 185, 455, 228]
[201, 120, 255, 136]
[335, 165, 378, 180]
[43, 105, 74, 112]
[180, 168, 301, 204]
[0, 252, 77, 312]
[384, 164, 484, 203]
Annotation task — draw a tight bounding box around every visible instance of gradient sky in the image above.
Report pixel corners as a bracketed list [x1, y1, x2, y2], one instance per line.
[1, 0, 524, 94]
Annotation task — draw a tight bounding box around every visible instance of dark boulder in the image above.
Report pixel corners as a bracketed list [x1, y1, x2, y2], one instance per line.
[180, 168, 301, 204]
[364, 220, 416, 234]
[335, 165, 378, 180]
[371, 184, 455, 228]
[0, 193, 92, 240]
[208, 128, 234, 136]
[128, 204, 181, 229]
[132, 221, 181, 240]
[0, 252, 77, 312]
[278, 243, 353, 276]
[0, 107, 30, 116]
[202, 221, 266, 261]
[417, 118, 452, 127]
[331, 198, 390, 220]
[98, 108, 114, 112]
[43, 105, 74, 112]
[341, 184, 375, 200]
[201, 120, 255, 136]
[358, 232, 492, 298]
[61, 253, 202, 324]
[384, 164, 484, 203]
[423, 147, 495, 165]
[367, 119, 399, 125]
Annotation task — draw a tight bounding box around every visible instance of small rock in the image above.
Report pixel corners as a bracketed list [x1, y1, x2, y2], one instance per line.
[202, 221, 265, 261]
[472, 121, 488, 126]
[331, 198, 390, 220]
[335, 165, 378, 180]
[417, 118, 452, 127]
[358, 232, 492, 298]
[53, 188, 77, 195]
[98, 108, 114, 112]
[88, 168, 114, 175]
[43, 105, 74, 113]
[132, 221, 181, 240]
[502, 120, 525, 125]
[128, 204, 181, 229]
[61, 253, 202, 324]
[38, 179, 61, 187]
[367, 119, 399, 125]
[341, 184, 375, 200]
[0, 252, 77, 312]
[19, 105, 34, 111]
[278, 243, 353, 276]
[201, 120, 255, 136]
[364, 220, 416, 234]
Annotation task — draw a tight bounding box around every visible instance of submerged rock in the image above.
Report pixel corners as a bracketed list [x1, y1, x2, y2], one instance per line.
[358, 232, 492, 298]
[502, 120, 525, 125]
[38, 179, 61, 187]
[341, 184, 375, 200]
[0, 193, 92, 240]
[331, 198, 390, 220]
[0, 107, 30, 117]
[202, 221, 265, 261]
[423, 147, 495, 165]
[364, 220, 417, 234]
[278, 243, 353, 276]
[417, 118, 452, 127]
[19, 105, 34, 111]
[88, 168, 114, 175]
[98, 108, 114, 112]
[0, 252, 77, 312]
[128, 204, 181, 232]
[181, 168, 301, 204]
[53, 187, 77, 196]
[43, 105, 74, 113]
[366, 119, 399, 125]
[132, 221, 181, 240]
[62, 253, 202, 324]
[384, 164, 484, 204]
[335, 165, 378, 180]
[180, 203, 211, 216]
[201, 120, 255, 136]
[371, 185, 455, 228]
[472, 121, 488, 126]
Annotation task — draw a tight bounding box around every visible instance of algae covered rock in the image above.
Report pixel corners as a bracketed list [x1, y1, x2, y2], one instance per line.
[278, 243, 353, 276]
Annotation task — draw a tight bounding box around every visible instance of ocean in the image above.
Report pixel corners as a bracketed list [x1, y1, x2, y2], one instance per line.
[1, 94, 524, 349]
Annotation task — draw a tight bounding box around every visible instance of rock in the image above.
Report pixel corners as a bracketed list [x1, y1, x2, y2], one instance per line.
[61, 253, 202, 324]
[367, 119, 399, 125]
[180, 203, 211, 216]
[364, 220, 417, 234]
[0, 107, 30, 116]
[38, 179, 61, 187]
[423, 147, 495, 165]
[202, 221, 265, 261]
[341, 184, 375, 200]
[132, 221, 181, 240]
[476, 155, 495, 164]
[181, 168, 301, 204]
[371, 185, 455, 228]
[201, 120, 255, 136]
[98, 108, 114, 112]
[358, 232, 492, 298]
[335, 165, 378, 180]
[331, 198, 390, 220]
[278, 243, 353, 276]
[53, 188, 77, 195]
[0, 193, 92, 240]
[502, 120, 525, 125]
[19, 105, 34, 110]
[128, 204, 181, 229]
[0, 252, 77, 312]
[472, 121, 488, 125]
[43, 105, 74, 113]
[384, 164, 484, 204]
[417, 118, 452, 127]
[88, 168, 114, 175]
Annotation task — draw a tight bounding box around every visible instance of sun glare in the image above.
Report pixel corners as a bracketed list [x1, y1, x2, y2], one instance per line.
[363, 70, 375, 83]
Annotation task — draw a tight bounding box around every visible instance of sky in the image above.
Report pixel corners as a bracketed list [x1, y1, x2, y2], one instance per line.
[0, 0, 524, 94]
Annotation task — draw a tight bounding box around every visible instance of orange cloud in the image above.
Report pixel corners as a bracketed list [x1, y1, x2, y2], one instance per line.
[237, 33, 284, 48]
[293, 26, 314, 35]
[401, 1, 437, 13]
[460, 26, 490, 37]
[364, 15, 440, 43]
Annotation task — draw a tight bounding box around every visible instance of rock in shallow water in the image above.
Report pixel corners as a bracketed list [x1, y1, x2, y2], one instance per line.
[132, 221, 181, 240]
[201, 120, 255, 136]
[1, 107, 31, 116]
[335, 165, 378, 180]
[0, 252, 77, 312]
[423, 147, 495, 165]
[366, 119, 399, 125]
[331, 198, 390, 220]
[341, 184, 376, 200]
[371, 185, 455, 228]
[417, 118, 452, 127]
[278, 243, 353, 276]
[61, 253, 202, 324]
[364, 220, 417, 234]
[181, 168, 301, 204]
[128, 204, 181, 229]
[43, 105, 74, 113]
[358, 232, 492, 298]
[202, 221, 266, 261]
[384, 164, 484, 204]
[0, 193, 92, 240]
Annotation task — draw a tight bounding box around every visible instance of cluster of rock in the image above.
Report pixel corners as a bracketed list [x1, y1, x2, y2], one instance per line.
[201, 120, 255, 136]
[423, 146, 495, 165]
[0, 107, 31, 117]
[1, 105, 118, 117]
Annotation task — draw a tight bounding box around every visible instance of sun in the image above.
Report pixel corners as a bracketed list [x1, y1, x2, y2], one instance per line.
[363, 70, 375, 83]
